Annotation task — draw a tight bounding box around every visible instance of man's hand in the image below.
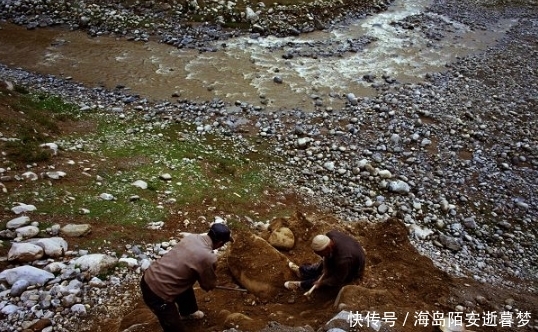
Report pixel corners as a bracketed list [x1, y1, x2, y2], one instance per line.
[304, 274, 323, 298]
[303, 284, 317, 297]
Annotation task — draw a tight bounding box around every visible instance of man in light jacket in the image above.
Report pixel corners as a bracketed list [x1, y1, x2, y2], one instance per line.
[140, 223, 234, 332]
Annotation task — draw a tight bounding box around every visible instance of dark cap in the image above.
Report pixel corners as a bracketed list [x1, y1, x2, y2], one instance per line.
[208, 223, 234, 243]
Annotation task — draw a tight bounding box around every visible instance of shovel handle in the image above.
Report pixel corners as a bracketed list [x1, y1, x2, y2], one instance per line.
[215, 285, 248, 292]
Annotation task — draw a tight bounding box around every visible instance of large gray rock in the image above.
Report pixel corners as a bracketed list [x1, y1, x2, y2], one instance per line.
[8, 242, 44, 262]
[70, 254, 118, 276]
[26, 237, 68, 257]
[0, 265, 54, 286]
[6, 216, 30, 229]
[387, 180, 411, 194]
[10, 279, 30, 296]
[15, 225, 40, 239]
[11, 203, 37, 214]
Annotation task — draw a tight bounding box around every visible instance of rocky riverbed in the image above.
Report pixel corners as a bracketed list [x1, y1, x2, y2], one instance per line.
[1, 0, 537, 331]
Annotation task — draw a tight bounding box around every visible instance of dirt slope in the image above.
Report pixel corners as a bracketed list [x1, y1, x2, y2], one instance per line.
[102, 214, 538, 332]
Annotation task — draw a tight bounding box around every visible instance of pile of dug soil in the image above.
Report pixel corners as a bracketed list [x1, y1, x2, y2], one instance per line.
[102, 212, 538, 332]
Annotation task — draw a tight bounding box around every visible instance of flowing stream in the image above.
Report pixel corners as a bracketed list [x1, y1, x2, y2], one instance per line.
[0, 0, 514, 111]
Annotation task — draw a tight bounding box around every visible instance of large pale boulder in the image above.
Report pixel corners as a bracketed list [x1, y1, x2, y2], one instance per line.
[70, 253, 118, 276]
[11, 203, 36, 214]
[0, 265, 54, 286]
[15, 225, 40, 239]
[6, 216, 30, 229]
[245, 7, 259, 22]
[26, 237, 68, 257]
[8, 242, 44, 262]
[227, 231, 296, 300]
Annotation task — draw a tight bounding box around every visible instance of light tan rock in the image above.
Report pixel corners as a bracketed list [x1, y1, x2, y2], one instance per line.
[61, 224, 91, 237]
[268, 226, 295, 250]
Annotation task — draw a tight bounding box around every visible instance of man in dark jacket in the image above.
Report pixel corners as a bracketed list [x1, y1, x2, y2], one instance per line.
[140, 223, 234, 332]
[284, 230, 366, 296]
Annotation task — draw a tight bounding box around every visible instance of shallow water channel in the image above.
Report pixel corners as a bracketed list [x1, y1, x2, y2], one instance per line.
[0, 0, 513, 111]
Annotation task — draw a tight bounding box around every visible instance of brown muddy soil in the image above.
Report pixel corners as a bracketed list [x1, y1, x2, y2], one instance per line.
[94, 215, 538, 332]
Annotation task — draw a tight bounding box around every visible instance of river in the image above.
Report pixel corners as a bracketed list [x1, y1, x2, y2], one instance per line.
[0, 0, 513, 111]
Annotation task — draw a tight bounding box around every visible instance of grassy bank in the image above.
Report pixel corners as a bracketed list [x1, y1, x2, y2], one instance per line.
[0, 84, 301, 251]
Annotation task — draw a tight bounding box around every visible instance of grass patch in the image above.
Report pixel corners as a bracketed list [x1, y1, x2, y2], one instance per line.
[15, 93, 79, 130]
[0, 85, 296, 249]
[0, 87, 81, 164]
[2, 100, 282, 224]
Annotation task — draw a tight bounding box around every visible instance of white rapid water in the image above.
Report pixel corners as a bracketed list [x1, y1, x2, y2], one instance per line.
[185, 0, 513, 109]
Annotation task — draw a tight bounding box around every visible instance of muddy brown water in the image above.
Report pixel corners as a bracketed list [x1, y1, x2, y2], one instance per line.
[0, 0, 513, 111]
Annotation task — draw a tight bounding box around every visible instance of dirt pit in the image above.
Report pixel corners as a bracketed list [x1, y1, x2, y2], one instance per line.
[94, 212, 538, 332]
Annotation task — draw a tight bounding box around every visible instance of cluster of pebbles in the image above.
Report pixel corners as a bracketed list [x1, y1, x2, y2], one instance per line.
[0, 0, 537, 331]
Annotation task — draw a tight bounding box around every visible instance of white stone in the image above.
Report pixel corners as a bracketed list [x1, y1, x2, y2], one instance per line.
[245, 7, 258, 22]
[1, 304, 20, 315]
[323, 161, 335, 171]
[26, 237, 68, 258]
[140, 258, 151, 271]
[387, 180, 411, 194]
[70, 254, 118, 276]
[160, 173, 172, 180]
[11, 203, 37, 214]
[61, 224, 91, 237]
[6, 216, 31, 229]
[45, 171, 66, 180]
[0, 265, 54, 286]
[119, 257, 138, 267]
[99, 193, 115, 201]
[40, 143, 58, 155]
[132, 180, 148, 189]
[21, 171, 39, 180]
[43, 262, 67, 274]
[407, 224, 434, 240]
[346, 93, 358, 105]
[89, 277, 106, 288]
[71, 304, 87, 315]
[378, 169, 392, 179]
[8, 242, 44, 262]
[16, 225, 40, 239]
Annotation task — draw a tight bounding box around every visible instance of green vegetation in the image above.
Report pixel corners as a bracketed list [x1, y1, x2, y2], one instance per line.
[0, 88, 79, 164]
[0, 85, 295, 247]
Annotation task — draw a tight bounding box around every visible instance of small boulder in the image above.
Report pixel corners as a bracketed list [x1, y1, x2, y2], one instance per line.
[6, 216, 31, 229]
[26, 237, 68, 257]
[8, 242, 44, 262]
[70, 253, 118, 276]
[61, 224, 91, 237]
[0, 265, 54, 286]
[267, 227, 295, 250]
